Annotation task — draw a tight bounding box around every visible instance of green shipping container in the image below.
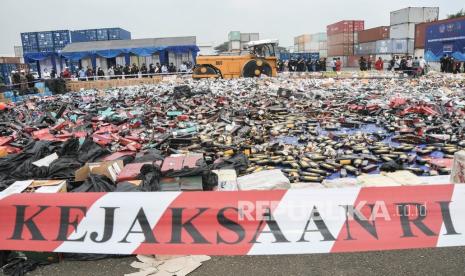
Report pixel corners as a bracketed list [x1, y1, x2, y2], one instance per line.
[228, 31, 241, 41]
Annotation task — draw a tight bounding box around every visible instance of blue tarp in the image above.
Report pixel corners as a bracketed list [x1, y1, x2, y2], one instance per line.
[24, 52, 58, 62]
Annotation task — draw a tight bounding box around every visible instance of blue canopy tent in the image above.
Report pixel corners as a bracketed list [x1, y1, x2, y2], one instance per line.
[60, 37, 199, 71]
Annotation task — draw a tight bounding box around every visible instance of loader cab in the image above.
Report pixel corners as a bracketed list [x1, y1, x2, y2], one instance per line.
[244, 39, 278, 58]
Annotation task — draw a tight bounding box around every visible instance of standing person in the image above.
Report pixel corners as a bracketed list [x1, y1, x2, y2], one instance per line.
[389, 56, 395, 71]
[78, 67, 86, 81]
[149, 63, 155, 77]
[375, 57, 384, 71]
[85, 66, 94, 81]
[107, 66, 114, 79]
[130, 63, 139, 78]
[419, 56, 427, 75]
[43, 68, 51, 79]
[62, 67, 71, 79]
[405, 56, 413, 75]
[393, 56, 401, 71]
[412, 57, 420, 76]
[359, 56, 367, 71]
[161, 64, 168, 73]
[168, 62, 176, 73]
[114, 65, 121, 79]
[50, 68, 57, 79]
[367, 56, 372, 71]
[447, 57, 455, 73]
[306, 59, 313, 72]
[140, 63, 148, 78]
[330, 58, 336, 72]
[335, 58, 342, 72]
[155, 63, 161, 74]
[97, 67, 105, 79]
[440, 54, 447, 73]
[320, 58, 327, 72]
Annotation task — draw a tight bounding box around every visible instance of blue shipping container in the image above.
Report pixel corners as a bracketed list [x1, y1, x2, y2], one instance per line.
[0, 64, 19, 85]
[279, 52, 320, 61]
[21, 32, 39, 49]
[108, 28, 131, 40]
[37, 31, 54, 49]
[70, 31, 88, 43]
[52, 30, 71, 49]
[425, 18, 465, 61]
[96, 29, 108, 41]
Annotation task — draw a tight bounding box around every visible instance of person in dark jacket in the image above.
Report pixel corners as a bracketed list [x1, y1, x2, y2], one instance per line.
[85, 66, 94, 81]
[97, 67, 105, 79]
[140, 63, 148, 78]
[123, 64, 131, 78]
[130, 63, 139, 78]
[148, 63, 155, 77]
[168, 63, 176, 73]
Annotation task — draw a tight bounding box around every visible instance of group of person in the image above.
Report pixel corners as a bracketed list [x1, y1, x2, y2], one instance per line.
[76, 61, 192, 81]
[39, 61, 193, 82]
[388, 56, 428, 76]
[440, 54, 464, 74]
[8, 69, 37, 95]
[278, 58, 328, 72]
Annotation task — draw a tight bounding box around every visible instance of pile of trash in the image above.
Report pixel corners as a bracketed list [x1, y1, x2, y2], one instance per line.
[0, 73, 464, 193]
[1, 73, 465, 274]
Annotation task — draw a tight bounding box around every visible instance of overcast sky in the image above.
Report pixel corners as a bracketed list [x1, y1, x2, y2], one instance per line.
[1, 0, 464, 55]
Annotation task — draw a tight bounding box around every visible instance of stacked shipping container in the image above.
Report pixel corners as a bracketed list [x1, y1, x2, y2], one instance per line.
[228, 31, 259, 51]
[389, 7, 439, 55]
[293, 33, 327, 57]
[327, 20, 364, 66]
[70, 28, 131, 43]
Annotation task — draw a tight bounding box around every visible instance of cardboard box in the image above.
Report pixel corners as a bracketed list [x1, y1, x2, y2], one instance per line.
[213, 169, 238, 191]
[0, 180, 67, 197]
[75, 160, 124, 182]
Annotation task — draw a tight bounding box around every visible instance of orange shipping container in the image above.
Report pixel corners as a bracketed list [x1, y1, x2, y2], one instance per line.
[327, 33, 355, 46]
[415, 23, 427, 49]
[328, 45, 354, 56]
[358, 26, 390, 43]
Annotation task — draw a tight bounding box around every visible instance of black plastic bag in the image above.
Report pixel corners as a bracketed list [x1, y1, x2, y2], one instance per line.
[72, 174, 115, 192]
[380, 161, 402, 172]
[211, 153, 249, 174]
[115, 182, 141, 192]
[133, 149, 164, 163]
[77, 137, 110, 163]
[138, 164, 161, 191]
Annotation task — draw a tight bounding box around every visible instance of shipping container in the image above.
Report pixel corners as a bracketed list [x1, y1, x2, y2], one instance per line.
[37, 31, 54, 50]
[390, 23, 415, 39]
[414, 49, 425, 58]
[240, 33, 250, 42]
[0, 57, 22, 64]
[415, 23, 427, 49]
[424, 17, 465, 61]
[22, 46, 39, 54]
[319, 50, 328, 58]
[327, 33, 356, 46]
[249, 33, 259, 41]
[96, 29, 109, 41]
[390, 7, 439, 25]
[355, 41, 376, 55]
[327, 20, 365, 36]
[229, 41, 241, 50]
[14, 46, 23, 58]
[319, 41, 327, 50]
[110, 28, 131, 40]
[21, 32, 39, 49]
[228, 31, 241, 41]
[70, 31, 87, 43]
[328, 45, 354, 56]
[311, 32, 327, 42]
[52, 30, 71, 49]
[358, 26, 390, 43]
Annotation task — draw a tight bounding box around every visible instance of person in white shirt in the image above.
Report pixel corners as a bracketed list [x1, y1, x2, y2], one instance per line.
[42, 68, 51, 79]
[161, 64, 168, 73]
[419, 57, 427, 75]
[179, 62, 188, 73]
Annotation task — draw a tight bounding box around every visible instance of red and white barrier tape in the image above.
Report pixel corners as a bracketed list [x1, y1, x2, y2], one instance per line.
[1, 184, 464, 255]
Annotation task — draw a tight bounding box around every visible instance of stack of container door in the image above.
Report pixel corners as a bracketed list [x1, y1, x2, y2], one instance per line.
[327, 20, 364, 67]
[389, 7, 439, 58]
